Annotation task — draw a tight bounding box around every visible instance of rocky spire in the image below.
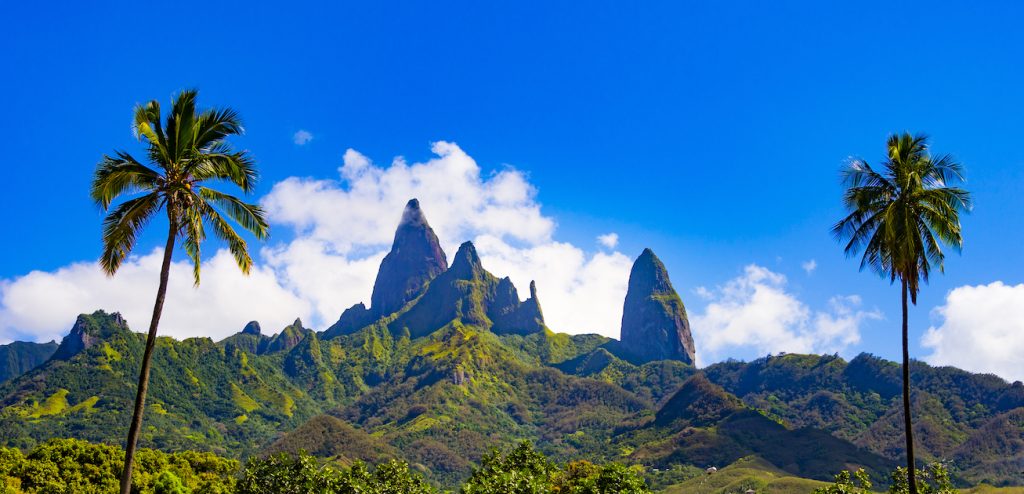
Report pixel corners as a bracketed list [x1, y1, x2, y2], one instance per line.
[490, 278, 545, 335]
[369, 199, 448, 317]
[618, 249, 695, 364]
[51, 311, 130, 361]
[260, 318, 312, 354]
[241, 321, 262, 336]
[449, 241, 484, 280]
[322, 302, 372, 339]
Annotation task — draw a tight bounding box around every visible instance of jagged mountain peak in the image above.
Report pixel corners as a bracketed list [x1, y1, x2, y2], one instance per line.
[631, 248, 673, 294]
[449, 241, 483, 279]
[241, 321, 262, 335]
[618, 249, 695, 364]
[322, 303, 372, 339]
[51, 310, 130, 361]
[369, 199, 448, 317]
[399, 198, 428, 227]
[389, 240, 545, 338]
[260, 319, 313, 354]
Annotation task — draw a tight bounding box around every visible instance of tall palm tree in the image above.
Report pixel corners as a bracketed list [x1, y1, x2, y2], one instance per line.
[832, 132, 970, 494]
[91, 90, 269, 494]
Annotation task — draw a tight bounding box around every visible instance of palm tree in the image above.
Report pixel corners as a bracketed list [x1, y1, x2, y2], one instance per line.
[832, 133, 970, 494]
[91, 89, 269, 494]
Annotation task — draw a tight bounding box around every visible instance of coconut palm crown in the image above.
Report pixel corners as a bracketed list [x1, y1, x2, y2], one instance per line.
[833, 132, 970, 302]
[92, 89, 269, 283]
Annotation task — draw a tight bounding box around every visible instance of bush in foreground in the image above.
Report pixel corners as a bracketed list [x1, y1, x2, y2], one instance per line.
[0, 438, 649, 493]
[813, 464, 957, 494]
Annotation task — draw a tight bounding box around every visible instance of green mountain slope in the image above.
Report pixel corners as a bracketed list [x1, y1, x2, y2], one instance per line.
[0, 340, 57, 384]
[662, 456, 827, 494]
[702, 352, 1024, 486]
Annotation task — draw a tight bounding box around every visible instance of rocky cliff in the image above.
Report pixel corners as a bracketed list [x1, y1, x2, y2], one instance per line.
[369, 199, 448, 318]
[618, 248, 695, 364]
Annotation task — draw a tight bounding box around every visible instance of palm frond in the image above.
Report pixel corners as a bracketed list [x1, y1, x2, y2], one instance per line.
[91, 152, 162, 208]
[194, 107, 244, 151]
[100, 193, 161, 275]
[165, 90, 198, 164]
[190, 142, 258, 192]
[132, 101, 170, 167]
[180, 202, 205, 286]
[199, 202, 253, 275]
[197, 187, 269, 238]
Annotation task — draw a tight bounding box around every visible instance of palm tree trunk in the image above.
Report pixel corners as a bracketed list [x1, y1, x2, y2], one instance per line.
[902, 279, 918, 494]
[119, 220, 176, 494]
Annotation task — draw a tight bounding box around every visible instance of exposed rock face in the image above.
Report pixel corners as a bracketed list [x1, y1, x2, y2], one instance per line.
[369, 199, 448, 317]
[322, 303, 373, 339]
[491, 279, 545, 336]
[221, 321, 269, 355]
[51, 311, 129, 361]
[390, 242, 545, 338]
[260, 318, 313, 354]
[241, 321, 262, 336]
[618, 249, 695, 364]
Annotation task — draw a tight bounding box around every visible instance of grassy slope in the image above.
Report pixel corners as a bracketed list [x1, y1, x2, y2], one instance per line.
[662, 456, 826, 494]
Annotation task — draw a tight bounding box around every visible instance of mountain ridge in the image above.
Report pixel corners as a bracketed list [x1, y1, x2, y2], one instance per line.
[0, 200, 1018, 488]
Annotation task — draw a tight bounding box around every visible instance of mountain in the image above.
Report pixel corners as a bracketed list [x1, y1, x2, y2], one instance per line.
[323, 199, 449, 339]
[262, 318, 313, 354]
[389, 242, 546, 338]
[0, 200, 1019, 489]
[0, 341, 58, 384]
[654, 374, 745, 427]
[370, 198, 448, 318]
[618, 249, 695, 364]
[701, 353, 1024, 486]
[629, 373, 895, 483]
[219, 321, 269, 355]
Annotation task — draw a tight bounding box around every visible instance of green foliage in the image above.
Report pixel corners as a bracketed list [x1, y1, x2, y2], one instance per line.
[154, 471, 190, 494]
[237, 453, 346, 494]
[555, 461, 650, 494]
[462, 442, 558, 493]
[461, 442, 650, 494]
[238, 452, 436, 494]
[889, 464, 958, 494]
[814, 464, 959, 494]
[0, 438, 236, 493]
[0, 342, 57, 385]
[812, 469, 873, 494]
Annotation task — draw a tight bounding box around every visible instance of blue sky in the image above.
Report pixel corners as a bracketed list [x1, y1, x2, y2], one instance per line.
[2, 1, 1023, 379]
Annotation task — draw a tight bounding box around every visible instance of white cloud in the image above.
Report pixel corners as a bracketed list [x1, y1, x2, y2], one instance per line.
[597, 233, 619, 249]
[802, 259, 817, 274]
[293, 130, 314, 146]
[694, 286, 713, 300]
[262, 142, 632, 337]
[0, 249, 310, 343]
[922, 282, 1024, 383]
[692, 264, 881, 365]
